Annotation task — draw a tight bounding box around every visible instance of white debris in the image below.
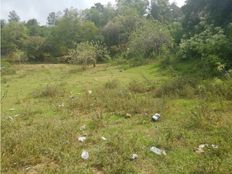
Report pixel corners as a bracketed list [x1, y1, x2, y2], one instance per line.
[152, 113, 160, 121]
[131, 153, 138, 160]
[9, 108, 15, 111]
[58, 102, 64, 107]
[14, 114, 20, 117]
[81, 150, 89, 160]
[88, 90, 92, 95]
[101, 136, 107, 141]
[195, 144, 219, 154]
[212, 144, 219, 149]
[80, 125, 86, 131]
[126, 113, 132, 118]
[78, 136, 86, 142]
[8, 116, 14, 121]
[150, 146, 166, 156]
[195, 144, 208, 154]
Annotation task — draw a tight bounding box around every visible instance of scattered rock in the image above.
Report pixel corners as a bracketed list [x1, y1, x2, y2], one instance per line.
[78, 136, 86, 142]
[150, 146, 166, 156]
[151, 113, 160, 122]
[81, 150, 89, 160]
[130, 153, 138, 160]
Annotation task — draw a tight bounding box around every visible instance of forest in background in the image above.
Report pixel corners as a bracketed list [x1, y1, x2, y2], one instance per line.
[1, 0, 232, 77]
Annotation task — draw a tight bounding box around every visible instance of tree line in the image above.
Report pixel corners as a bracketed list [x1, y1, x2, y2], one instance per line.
[1, 0, 232, 75]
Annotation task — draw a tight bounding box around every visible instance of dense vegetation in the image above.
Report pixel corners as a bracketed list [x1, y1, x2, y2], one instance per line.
[1, 0, 232, 173]
[1, 0, 232, 76]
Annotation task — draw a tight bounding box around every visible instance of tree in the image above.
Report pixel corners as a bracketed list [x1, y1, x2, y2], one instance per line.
[46, 8, 81, 56]
[128, 20, 173, 58]
[102, 15, 142, 48]
[8, 10, 20, 22]
[68, 42, 97, 69]
[25, 36, 46, 61]
[150, 0, 171, 23]
[83, 3, 116, 28]
[47, 12, 59, 26]
[116, 0, 149, 16]
[26, 19, 41, 36]
[1, 22, 28, 56]
[1, 19, 6, 28]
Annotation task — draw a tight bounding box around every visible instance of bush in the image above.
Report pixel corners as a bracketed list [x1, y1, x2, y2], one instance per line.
[127, 20, 173, 59]
[68, 41, 110, 69]
[178, 24, 231, 75]
[0, 61, 16, 75]
[6, 49, 28, 63]
[32, 84, 65, 98]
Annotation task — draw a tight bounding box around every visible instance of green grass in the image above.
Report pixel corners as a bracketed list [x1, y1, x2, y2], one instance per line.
[1, 63, 232, 173]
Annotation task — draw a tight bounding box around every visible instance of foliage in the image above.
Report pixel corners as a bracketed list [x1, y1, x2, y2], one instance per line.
[6, 49, 28, 63]
[1, 22, 28, 56]
[0, 61, 16, 75]
[68, 42, 97, 69]
[102, 15, 142, 48]
[25, 36, 46, 62]
[128, 20, 173, 58]
[83, 3, 116, 27]
[178, 24, 231, 75]
[8, 10, 20, 22]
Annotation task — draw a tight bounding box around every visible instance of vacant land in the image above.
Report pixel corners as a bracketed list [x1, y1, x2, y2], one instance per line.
[1, 63, 232, 174]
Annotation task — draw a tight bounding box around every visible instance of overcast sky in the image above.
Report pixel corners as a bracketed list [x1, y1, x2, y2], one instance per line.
[1, 0, 185, 25]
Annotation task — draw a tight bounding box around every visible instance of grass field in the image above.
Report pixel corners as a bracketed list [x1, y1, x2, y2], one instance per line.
[1, 63, 232, 174]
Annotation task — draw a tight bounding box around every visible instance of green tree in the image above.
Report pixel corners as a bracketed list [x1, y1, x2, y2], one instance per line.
[83, 3, 115, 28]
[128, 20, 173, 58]
[8, 10, 20, 22]
[68, 41, 97, 68]
[26, 19, 41, 36]
[1, 22, 28, 56]
[116, 0, 149, 16]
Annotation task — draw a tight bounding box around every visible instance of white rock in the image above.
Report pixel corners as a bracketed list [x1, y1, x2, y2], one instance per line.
[81, 150, 89, 160]
[150, 146, 166, 156]
[88, 90, 92, 95]
[78, 136, 86, 142]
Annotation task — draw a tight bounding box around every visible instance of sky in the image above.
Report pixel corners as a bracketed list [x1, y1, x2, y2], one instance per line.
[1, 0, 186, 25]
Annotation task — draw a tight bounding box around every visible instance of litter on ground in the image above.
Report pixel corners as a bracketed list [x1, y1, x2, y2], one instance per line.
[81, 150, 89, 160]
[131, 154, 138, 160]
[150, 146, 166, 156]
[151, 113, 161, 121]
[80, 125, 86, 131]
[195, 144, 219, 154]
[78, 136, 86, 142]
[101, 136, 107, 141]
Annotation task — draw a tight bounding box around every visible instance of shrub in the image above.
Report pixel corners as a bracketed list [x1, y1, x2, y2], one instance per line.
[68, 41, 110, 69]
[0, 61, 16, 75]
[178, 24, 230, 75]
[6, 49, 28, 63]
[127, 20, 173, 59]
[32, 84, 65, 98]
